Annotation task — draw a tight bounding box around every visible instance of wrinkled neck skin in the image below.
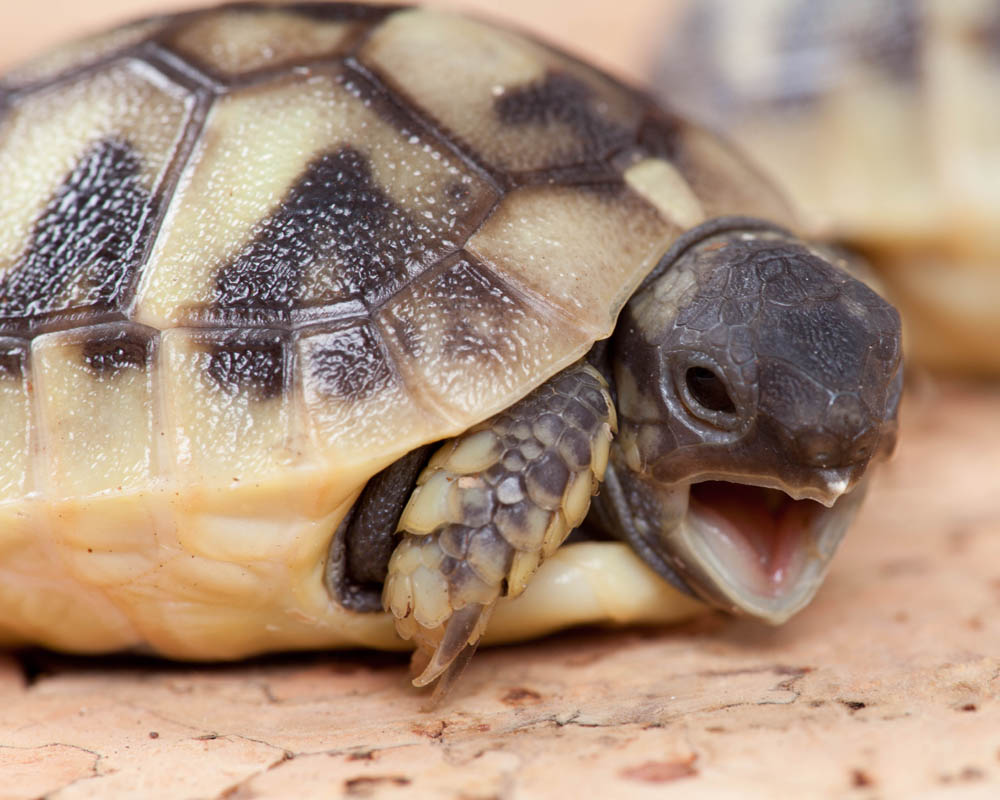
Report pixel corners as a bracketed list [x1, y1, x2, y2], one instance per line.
[594, 218, 903, 624]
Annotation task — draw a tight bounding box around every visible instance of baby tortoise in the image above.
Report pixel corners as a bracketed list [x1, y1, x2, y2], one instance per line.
[655, 0, 1000, 375]
[0, 3, 901, 695]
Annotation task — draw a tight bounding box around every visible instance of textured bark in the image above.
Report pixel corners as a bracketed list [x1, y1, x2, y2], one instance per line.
[0, 380, 997, 799]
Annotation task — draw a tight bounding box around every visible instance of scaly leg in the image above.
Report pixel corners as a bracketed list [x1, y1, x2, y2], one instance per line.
[383, 362, 616, 695]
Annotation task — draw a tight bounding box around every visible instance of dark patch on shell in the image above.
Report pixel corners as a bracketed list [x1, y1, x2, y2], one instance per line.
[82, 327, 151, 375]
[206, 330, 287, 400]
[494, 70, 634, 169]
[0, 338, 28, 380]
[214, 146, 422, 323]
[636, 109, 685, 162]
[0, 137, 155, 334]
[305, 320, 395, 401]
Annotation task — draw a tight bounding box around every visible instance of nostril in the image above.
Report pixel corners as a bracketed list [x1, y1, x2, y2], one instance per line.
[685, 366, 735, 413]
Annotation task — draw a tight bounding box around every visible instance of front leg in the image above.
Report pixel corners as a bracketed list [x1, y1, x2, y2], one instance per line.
[383, 362, 616, 694]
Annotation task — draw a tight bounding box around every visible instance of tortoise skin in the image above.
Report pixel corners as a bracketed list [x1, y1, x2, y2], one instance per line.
[0, 3, 789, 658]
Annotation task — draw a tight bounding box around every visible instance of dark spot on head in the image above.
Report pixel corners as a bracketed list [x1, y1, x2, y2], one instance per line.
[305, 321, 395, 401]
[82, 327, 151, 375]
[347, 750, 374, 761]
[148, 731, 159, 739]
[214, 146, 421, 322]
[841, 700, 867, 712]
[960, 703, 978, 712]
[0, 137, 155, 333]
[206, 330, 287, 400]
[494, 70, 633, 169]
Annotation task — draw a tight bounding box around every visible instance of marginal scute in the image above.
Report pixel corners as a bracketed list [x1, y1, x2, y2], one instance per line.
[0, 18, 167, 90]
[33, 324, 158, 497]
[376, 252, 583, 424]
[299, 319, 438, 472]
[160, 328, 298, 483]
[0, 338, 30, 502]
[638, 112, 795, 227]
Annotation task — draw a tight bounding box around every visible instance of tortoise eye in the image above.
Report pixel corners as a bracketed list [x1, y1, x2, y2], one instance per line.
[685, 366, 735, 414]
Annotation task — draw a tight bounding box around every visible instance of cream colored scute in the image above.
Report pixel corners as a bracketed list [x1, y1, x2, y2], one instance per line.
[0, 60, 193, 298]
[360, 9, 643, 175]
[159, 329, 306, 485]
[166, 9, 361, 77]
[0, 18, 165, 89]
[298, 321, 440, 475]
[0, 343, 30, 502]
[625, 158, 706, 230]
[466, 185, 677, 338]
[375, 254, 586, 425]
[134, 68, 496, 329]
[33, 326, 156, 498]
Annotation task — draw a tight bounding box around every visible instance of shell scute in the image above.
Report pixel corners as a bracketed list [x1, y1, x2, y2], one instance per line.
[360, 9, 646, 182]
[0, 61, 195, 336]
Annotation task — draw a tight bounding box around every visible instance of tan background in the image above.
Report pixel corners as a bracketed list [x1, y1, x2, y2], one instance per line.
[2, 3, 1000, 799]
[0, 0, 674, 83]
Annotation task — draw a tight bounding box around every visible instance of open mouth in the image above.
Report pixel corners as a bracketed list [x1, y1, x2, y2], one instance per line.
[671, 478, 868, 623]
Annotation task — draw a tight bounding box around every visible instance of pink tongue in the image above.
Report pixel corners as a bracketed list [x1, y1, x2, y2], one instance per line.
[689, 483, 820, 587]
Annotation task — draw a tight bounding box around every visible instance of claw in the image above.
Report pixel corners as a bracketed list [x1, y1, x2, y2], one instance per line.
[412, 602, 492, 688]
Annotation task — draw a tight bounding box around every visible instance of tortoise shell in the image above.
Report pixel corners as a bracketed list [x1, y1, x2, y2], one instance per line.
[0, 3, 788, 658]
[655, 0, 1000, 374]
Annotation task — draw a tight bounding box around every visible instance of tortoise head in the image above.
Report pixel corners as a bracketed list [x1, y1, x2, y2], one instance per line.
[607, 218, 902, 622]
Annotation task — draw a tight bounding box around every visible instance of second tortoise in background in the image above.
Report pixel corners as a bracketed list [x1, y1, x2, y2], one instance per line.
[655, 0, 1000, 376]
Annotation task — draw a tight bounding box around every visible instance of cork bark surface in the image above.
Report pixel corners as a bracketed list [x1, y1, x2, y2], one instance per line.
[3, 3, 1000, 799]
